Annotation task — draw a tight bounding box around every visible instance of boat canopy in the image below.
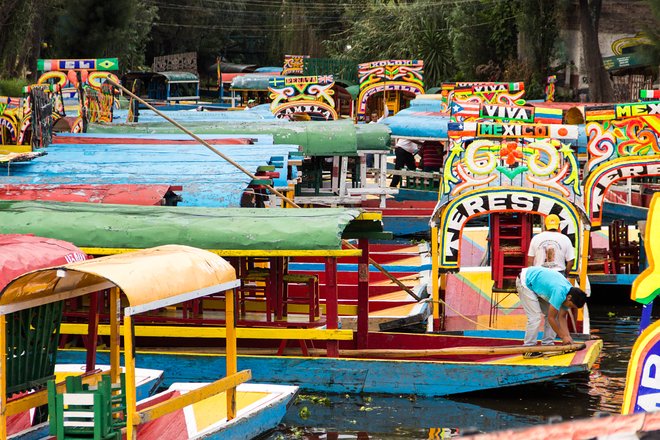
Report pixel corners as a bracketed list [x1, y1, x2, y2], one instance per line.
[0, 234, 86, 290]
[231, 74, 280, 91]
[0, 245, 238, 316]
[89, 120, 392, 155]
[0, 202, 385, 253]
[157, 71, 198, 83]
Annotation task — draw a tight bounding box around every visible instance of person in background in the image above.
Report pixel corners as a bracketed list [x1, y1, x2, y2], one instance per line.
[366, 107, 387, 167]
[516, 265, 587, 357]
[389, 138, 419, 188]
[527, 214, 575, 277]
[245, 99, 258, 109]
[240, 188, 257, 207]
[419, 141, 444, 172]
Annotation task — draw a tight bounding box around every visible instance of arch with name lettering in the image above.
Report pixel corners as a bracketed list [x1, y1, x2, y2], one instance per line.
[272, 101, 338, 121]
[357, 81, 424, 120]
[584, 156, 660, 227]
[436, 187, 583, 270]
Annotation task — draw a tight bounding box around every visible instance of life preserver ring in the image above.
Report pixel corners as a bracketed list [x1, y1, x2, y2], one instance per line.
[88, 72, 119, 90]
[37, 71, 67, 87]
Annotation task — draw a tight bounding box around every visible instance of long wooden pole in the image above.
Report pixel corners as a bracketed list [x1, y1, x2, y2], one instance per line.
[106, 77, 420, 301]
[310, 342, 586, 358]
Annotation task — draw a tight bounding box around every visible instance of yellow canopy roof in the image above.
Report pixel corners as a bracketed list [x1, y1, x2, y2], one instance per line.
[0, 245, 238, 316]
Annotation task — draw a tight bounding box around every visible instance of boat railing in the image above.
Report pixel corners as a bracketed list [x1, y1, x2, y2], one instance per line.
[389, 168, 441, 192]
[136, 370, 251, 426]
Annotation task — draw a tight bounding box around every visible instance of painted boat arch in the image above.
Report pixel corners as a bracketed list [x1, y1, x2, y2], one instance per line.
[434, 187, 583, 270]
[357, 59, 425, 121]
[583, 112, 660, 228]
[584, 155, 660, 227]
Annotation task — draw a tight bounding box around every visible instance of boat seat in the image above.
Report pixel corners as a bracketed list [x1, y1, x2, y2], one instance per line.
[239, 268, 273, 322]
[280, 273, 320, 323]
[47, 375, 123, 440]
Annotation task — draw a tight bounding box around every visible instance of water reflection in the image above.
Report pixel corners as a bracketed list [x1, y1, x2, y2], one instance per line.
[265, 302, 644, 439]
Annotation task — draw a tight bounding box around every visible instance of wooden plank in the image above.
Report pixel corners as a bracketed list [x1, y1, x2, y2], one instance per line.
[80, 247, 362, 257]
[137, 370, 251, 423]
[60, 323, 354, 340]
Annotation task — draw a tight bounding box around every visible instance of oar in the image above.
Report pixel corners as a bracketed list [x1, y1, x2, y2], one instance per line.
[105, 77, 421, 302]
[308, 342, 586, 358]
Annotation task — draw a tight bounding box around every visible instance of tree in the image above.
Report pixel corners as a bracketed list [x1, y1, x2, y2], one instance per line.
[0, 0, 50, 78]
[578, 0, 614, 102]
[324, 0, 455, 87]
[51, 0, 156, 71]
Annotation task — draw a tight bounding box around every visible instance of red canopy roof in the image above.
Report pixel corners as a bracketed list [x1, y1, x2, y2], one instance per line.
[0, 234, 87, 290]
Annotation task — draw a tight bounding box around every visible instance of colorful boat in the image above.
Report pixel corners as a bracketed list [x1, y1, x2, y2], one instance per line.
[0, 184, 182, 206]
[464, 191, 660, 439]
[1, 133, 298, 207]
[3, 245, 297, 439]
[0, 201, 602, 397]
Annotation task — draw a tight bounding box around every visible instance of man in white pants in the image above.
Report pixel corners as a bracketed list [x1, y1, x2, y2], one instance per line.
[516, 266, 587, 358]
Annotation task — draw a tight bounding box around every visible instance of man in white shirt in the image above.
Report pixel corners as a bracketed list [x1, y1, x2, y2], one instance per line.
[389, 138, 419, 188]
[527, 214, 576, 277]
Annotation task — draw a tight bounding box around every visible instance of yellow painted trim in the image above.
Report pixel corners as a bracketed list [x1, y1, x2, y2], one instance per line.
[320, 303, 358, 315]
[110, 286, 120, 384]
[137, 371, 251, 424]
[60, 323, 354, 340]
[0, 144, 31, 153]
[356, 212, 382, 221]
[80, 247, 362, 257]
[226, 288, 237, 419]
[580, 230, 590, 291]
[124, 316, 137, 439]
[432, 226, 439, 325]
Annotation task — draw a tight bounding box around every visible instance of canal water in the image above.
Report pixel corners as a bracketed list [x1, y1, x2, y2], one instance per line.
[265, 298, 643, 439]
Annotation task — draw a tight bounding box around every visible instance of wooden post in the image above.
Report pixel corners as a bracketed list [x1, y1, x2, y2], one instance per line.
[432, 225, 440, 332]
[124, 316, 137, 439]
[85, 291, 99, 372]
[325, 257, 339, 357]
[357, 238, 370, 348]
[109, 287, 120, 383]
[226, 288, 237, 420]
[579, 227, 590, 291]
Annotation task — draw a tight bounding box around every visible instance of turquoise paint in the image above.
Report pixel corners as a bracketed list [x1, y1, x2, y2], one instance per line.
[58, 349, 590, 397]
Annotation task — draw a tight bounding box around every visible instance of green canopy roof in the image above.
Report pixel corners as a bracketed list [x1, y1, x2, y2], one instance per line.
[231, 74, 279, 90]
[89, 120, 391, 155]
[158, 71, 199, 82]
[0, 201, 383, 252]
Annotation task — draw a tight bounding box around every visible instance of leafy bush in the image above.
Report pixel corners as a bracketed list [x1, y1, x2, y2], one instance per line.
[0, 78, 28, 97]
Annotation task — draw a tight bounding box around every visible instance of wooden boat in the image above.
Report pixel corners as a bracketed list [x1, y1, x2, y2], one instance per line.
[1, 133, 297, 207]
[0, 184, 182, 206]
[2, 244, 297, 439]
[0, 201, 602, 397]
[464, 191, 660, 439]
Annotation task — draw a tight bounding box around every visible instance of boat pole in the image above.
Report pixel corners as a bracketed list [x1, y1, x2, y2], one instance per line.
[106, 77, 421, 301]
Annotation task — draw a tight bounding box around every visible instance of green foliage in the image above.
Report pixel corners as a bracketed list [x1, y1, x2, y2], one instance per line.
[51, 0, 157, 71]
[449, 0, 519, 80]
[0, 78, 28, 97]
[325, 0, 455, 87]
[642, 0, 660, 66]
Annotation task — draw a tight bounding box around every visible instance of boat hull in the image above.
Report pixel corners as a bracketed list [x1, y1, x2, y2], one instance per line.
[58, 339, 602, 397]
